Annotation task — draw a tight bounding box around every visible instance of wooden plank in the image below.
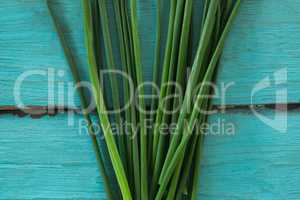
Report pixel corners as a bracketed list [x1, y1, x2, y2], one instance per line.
[199, 108, 300, 199]
[3, 0, 300, 107]
[1, 108, 299, 199]
[213, 0, 300, 105]
[0, 113, 107, 199]
[0, 0, 205, 108]
[0, 0, 83, 107]
[47, 0, 300, 106]
[0, 0, 158, 107]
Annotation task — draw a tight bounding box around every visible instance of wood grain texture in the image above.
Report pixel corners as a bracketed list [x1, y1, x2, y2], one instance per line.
[0, 0, 205, 107]
[2, 0, 300, 107]
[1, 1, 300, 199]
[48, 0, 300, 106]
[199, 108, 300, 200]
[1, 109, 300, 199]
[0, 113, 107, 199]
[0, 0, 83, 107]
[0, 0, 158, 107]
[213, 0, 300, 105]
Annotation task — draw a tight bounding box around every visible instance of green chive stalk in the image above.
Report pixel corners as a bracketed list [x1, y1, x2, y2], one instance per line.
[151, 0, 177, 171]
[170, 100, 209, 200]
[148, 0, 161, 170]
[156, 2, 241, 198]
[82, 1, 132, 199]
[113, 1, 142, 198]
[159, 0, 219, 183]
[170, 0, 194, 126]
[112, 0, 134, 188]
[47, 2, 114, 199]
[118, 1, 142, 198]
[152, 0, 187, 191]
[129, 0, 149, 199]
[97, 0, 127, 172]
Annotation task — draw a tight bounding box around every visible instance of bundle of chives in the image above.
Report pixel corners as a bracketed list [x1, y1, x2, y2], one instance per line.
[81, 1, 133, 199]
[156, 2, 241, 199]
[49, 0, 240, 199]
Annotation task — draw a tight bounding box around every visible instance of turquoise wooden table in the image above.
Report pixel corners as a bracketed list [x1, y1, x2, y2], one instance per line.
[1, 0, 300, 199]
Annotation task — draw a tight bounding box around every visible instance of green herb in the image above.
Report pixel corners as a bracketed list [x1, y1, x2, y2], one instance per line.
[50, 0, 241, 199]
[81, 1, 132, 199]
[47, 2, 115, 199]
[129, 0, 149, 199]
[156, 2, 241, 199]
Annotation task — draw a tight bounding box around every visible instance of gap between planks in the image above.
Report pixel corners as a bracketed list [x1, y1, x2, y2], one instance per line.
[1, 103, 300, 118]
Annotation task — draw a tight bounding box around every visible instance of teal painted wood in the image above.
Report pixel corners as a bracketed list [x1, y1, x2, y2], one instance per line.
[1, 1, 300, 199]
[0, 0, 83, 107]
[0, 113, 107, 199]
[199, 108, 300, 200]
[213, 0, 300, 105]
[2, 0, 300, 107]
[0, 0, 205, 107]
[2, 109, 300, 199]
[0, 0, 158, 107]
